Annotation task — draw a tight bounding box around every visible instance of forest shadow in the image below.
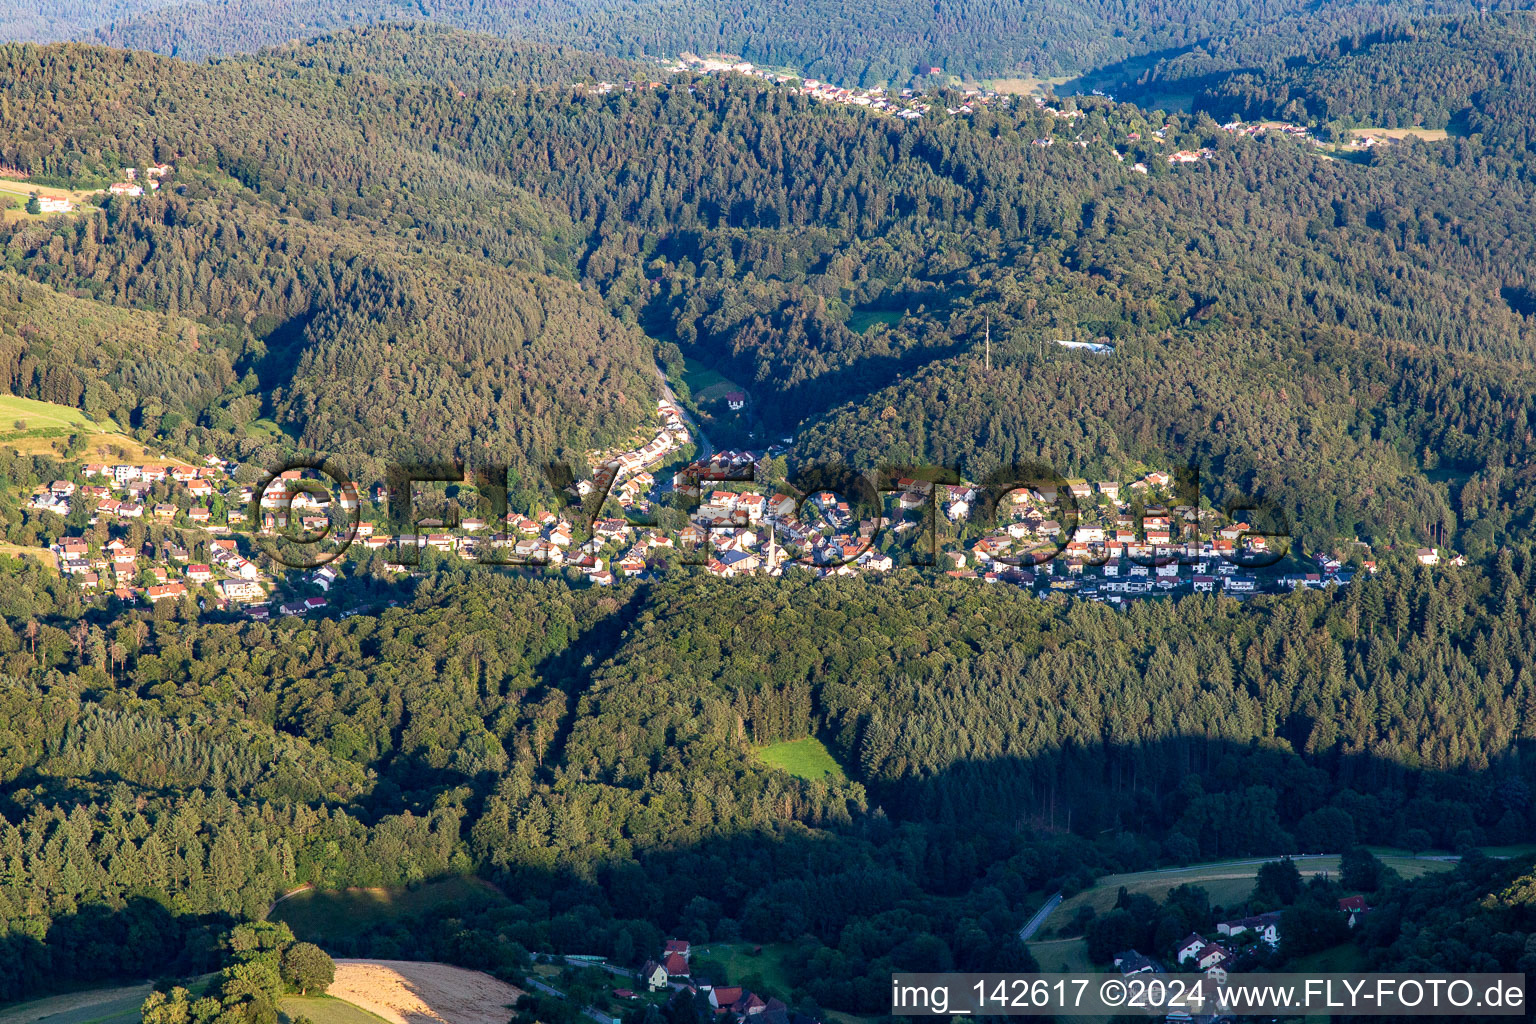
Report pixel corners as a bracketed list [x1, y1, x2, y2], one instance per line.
[247, 313, 317, 421]
[0, 897, 230, 1005]
[5, 732, 1531, 1008]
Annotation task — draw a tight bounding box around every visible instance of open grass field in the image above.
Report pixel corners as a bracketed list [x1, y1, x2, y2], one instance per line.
[0, 985, 150, 1024]
[0, 177, 100, 222]
[986, 75, 1072, 96]
[691, 942, 796, 993]
[0, 978, 215, 1024]
[681, 356, 746, 406]
[269, 876, 507, 944]
[681, 356, 729, 395]
[0, 541, 58, 570]
[1027, 937, 1096, 974]
[59, 432, 172, 464]
[0, 395, 158, 461]
[845, 308, 902, 334]
[1289, 942, 1367, 973]
[0, 395, 100, 433]
[754, 736, 847, 781]
[280, 995, 394, 1024]
[1052, 853, 1456, 930]
[0, 177, 100, 204]
[1353, 126, 1450, 142]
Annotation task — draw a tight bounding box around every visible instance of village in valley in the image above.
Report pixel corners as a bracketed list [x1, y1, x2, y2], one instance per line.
[0, 95, 1449, 622]
[9, 388, 1460, 623]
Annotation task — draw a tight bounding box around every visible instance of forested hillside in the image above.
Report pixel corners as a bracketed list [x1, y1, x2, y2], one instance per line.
[2, 0, 1513, 87]
[1126, 11, 1536, 152]
[3, 18, 1536, 1017]
[6, 565, 1536, 1007]
[5, 25, 1536, 551]
[0, 35, 658, 478]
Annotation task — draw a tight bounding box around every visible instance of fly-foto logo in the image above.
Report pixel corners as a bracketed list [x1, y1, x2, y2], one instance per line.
[247, 457, 1292, 573]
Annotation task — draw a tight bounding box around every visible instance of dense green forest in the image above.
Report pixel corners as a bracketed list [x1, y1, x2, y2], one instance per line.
[4, 0, 1517, 87]
[3, 13, 1536, 1017]
[6, 564, 1536, 1008]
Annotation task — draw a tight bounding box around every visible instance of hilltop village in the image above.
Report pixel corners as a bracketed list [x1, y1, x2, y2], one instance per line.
[576, 54, 1428, 173]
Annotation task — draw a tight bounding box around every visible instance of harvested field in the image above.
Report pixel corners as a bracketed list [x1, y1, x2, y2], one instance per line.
[329, 960, 522, 1024]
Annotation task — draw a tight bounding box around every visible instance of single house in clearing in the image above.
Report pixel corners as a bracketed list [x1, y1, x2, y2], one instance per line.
[1416, 547, 1440, 566]
[725, 391, 746, 410]
[1338, 895, 1372, 926]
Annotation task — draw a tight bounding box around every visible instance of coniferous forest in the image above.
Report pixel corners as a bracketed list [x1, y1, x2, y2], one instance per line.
[2, 6, 1536, 1022]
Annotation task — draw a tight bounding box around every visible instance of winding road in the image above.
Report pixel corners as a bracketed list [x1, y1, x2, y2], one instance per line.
[1018, 891, 1063, 942]
[654, 361, 713, 489]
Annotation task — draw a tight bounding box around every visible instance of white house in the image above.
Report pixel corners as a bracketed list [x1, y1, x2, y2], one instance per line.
[1175, 934, 1206, 964]
[1217, 912, 1280, 947]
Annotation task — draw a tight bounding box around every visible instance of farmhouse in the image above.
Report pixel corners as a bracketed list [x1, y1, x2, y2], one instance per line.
[1216, 911, 1280, 946]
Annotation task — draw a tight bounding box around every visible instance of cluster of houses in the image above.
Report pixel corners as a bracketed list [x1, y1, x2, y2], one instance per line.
[558, 454, 1381, 604]
[1117, 895, 1370, 980]
[19, 389, 1458, 617]
[1167, 148, 1216, 164]
[105, 162, 172, 199]
[43, 455, 282, 608]
[586, 398, 691, 511]
[650, 54, 1016, 122]
[36, 460, 223, 519]
[1114, 911, 1282, 980]
[582, 55, 1372, 180]
[1220, 120, 1311, 141]
[30, 441, 1373, 613]
[638, 939, 808, 1024]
